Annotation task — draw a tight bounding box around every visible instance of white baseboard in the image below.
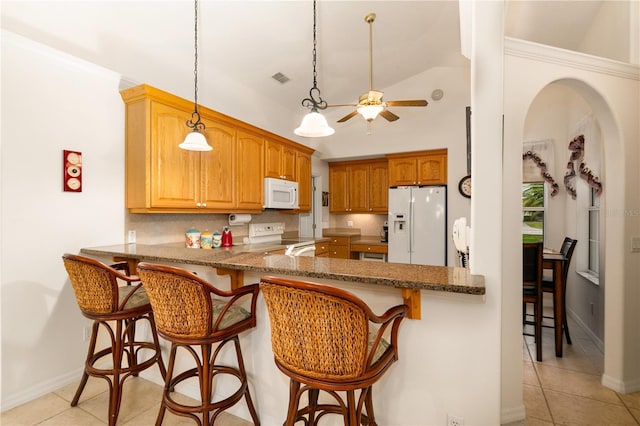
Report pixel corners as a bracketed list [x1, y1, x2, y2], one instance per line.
[1, 367, 83, 412]
[501, 404, 526, 424]
[566, 308, 604, 352]
[602, 374, 640, 394]
[568, 309, 640, 394]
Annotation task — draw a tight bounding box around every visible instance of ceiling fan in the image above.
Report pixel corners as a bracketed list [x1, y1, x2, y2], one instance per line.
[333, 12, 428, 123]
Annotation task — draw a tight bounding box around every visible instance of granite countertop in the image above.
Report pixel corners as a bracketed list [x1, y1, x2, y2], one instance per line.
[80, 243, 485, 295]
[322, 228, 362, 237]
[352, 236, 387, 246]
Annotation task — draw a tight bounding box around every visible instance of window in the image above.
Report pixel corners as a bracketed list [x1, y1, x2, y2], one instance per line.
[588, 187, 600, 275]
[522, 182, 545, 243]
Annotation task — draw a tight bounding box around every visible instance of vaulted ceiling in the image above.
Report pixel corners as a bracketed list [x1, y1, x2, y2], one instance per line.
[2, 1, 606, 118]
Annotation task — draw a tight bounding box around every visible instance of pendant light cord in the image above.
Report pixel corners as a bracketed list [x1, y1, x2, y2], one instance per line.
[187, 0, 205, 132]
[301, 0, 328, 112]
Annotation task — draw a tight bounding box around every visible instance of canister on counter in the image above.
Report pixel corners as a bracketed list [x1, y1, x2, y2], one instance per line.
[185, 228, 201, 249]
[200, 231, 213, 249]
[213, 231, 222, 248]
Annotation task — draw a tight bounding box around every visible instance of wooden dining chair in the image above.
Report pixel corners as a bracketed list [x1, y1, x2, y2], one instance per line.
[260, 275, 408, 426]
[542, 237, 577, 344]
[62, 254, 166, 426]
[136, 262, 260, 426]
[522, 242, 544, 361]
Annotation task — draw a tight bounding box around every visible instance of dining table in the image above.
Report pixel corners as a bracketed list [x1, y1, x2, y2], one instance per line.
[543, 248, 568, 357]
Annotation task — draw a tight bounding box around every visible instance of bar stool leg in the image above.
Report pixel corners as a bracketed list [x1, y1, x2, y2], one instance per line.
[285, 379, 301, 426]
[364, 386, 378, 426]
[232, 337, 260, 425]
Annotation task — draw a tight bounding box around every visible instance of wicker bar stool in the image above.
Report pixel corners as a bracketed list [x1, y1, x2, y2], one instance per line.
[136, 262, 260, 426]
[62, 254, 166, 426]
[260, 276, 408, 426]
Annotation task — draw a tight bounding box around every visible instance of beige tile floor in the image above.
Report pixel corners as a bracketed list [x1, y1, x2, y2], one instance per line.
[0, 376, 252, 426]
[516, 303, 640, 425]
[3, 304, 640, 425]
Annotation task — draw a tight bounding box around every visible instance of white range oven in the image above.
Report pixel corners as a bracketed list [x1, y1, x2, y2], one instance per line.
[246, 222, 315, 257]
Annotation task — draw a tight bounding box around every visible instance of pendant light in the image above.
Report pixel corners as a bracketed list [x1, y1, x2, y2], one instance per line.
[179, 0, 212, 151]
[294, 0, 334, 138]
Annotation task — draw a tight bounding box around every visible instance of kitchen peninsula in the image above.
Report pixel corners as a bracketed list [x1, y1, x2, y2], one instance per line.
[80, 243, 484, 320]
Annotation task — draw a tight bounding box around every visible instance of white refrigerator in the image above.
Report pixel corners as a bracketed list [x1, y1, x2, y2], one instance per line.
[387, 186, 447, 266]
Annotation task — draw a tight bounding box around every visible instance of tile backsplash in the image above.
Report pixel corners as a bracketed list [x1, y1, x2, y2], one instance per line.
[126, 211, 299, 245]
[328, 214, 387, 238]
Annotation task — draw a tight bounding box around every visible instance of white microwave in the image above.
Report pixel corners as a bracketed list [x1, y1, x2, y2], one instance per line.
[264, 177, 299, 209]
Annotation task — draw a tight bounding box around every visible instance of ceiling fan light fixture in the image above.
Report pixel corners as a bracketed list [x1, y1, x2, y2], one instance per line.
[357, 104, 384, 121]
[180, 0, 213, 152]
[295, 111, 335, 137]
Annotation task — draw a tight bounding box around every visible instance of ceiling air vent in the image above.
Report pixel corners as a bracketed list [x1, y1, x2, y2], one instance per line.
[271, 72, 290, 84]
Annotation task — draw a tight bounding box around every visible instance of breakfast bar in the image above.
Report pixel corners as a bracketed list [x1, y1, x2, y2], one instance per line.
[80, 243, 485, 320]
[78, 243, 487, 424]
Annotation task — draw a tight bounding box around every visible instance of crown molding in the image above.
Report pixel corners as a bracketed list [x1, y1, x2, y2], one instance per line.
[505, 37, 640, 81]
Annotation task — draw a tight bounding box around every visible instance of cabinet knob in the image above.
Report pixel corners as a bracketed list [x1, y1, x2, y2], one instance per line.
[196, 202, 201, 207]
[202, 203, 207, 207]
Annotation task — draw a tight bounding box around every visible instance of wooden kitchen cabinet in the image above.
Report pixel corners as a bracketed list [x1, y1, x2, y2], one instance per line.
[121, 84, 312, 213]
[236, 129, 264, 210]
[387, 149, 448, 186]
[329, 159, 388, 213]
[296, 151, 312, 212]
[327, 236, 356, 259]
[125, 97, 238, 211]
[265, 139, 296, 181]
[329, 165, 349, 213]
[314, 241, 329, 257]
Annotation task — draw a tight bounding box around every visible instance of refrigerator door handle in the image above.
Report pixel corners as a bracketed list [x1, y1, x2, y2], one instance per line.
[409, 196, 414, 254]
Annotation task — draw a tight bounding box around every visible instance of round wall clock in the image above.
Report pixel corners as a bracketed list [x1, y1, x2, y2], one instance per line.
[458, 175, 471, 198]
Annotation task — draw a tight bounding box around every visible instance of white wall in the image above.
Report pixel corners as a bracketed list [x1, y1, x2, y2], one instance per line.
[1, 31, 126, 409]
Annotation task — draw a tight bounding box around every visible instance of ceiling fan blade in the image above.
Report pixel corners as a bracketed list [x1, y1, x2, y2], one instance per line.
[337, 110, 359, 123]
[327, 103, 358, 108]
[385, 100, 429, 107]
[380, 109, 400, 122]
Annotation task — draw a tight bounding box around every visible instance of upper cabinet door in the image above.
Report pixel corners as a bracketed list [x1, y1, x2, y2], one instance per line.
[329, 165, 349, 213]
[417, 154, 447, 185]
[368, 161, 388, 212]
[388, 157, 418, 186]
[265, 139, 296, 181]
[348, 164, 369, 212]
[200, 119, 236, 209]
[296, 152, 312, 212]
[236, 130, 264, 209]
[151, 102, 200, 208]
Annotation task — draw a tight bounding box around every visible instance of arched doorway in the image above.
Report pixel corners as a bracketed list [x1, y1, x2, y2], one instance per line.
[501, 43, 636, 421]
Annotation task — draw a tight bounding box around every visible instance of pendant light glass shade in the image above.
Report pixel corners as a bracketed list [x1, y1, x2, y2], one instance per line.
[295, 111, 335, 137]
[357, 104, 384, 121]
[295, 0, 333, 138]
[179, 130, 212, 151]
[180, 0, 213, 151]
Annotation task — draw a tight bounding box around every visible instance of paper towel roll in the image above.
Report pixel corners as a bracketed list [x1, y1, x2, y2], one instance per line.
[228, 214, 252, 225]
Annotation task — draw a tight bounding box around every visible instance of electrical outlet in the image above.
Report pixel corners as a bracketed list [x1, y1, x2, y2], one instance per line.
[447, 414, 464, 426]
[127, 230, 136, 243]
[347, 221, 353, 228]
[83, 326, 92, 342]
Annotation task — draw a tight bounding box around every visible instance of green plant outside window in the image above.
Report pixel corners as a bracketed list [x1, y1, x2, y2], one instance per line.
[523, 182, 544, 243]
